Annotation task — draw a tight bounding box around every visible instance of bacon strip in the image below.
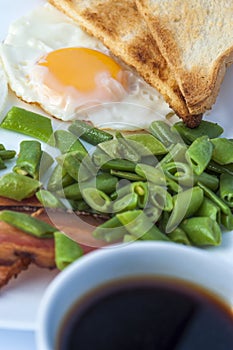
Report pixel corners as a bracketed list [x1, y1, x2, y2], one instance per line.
[0, 196, 107, 288]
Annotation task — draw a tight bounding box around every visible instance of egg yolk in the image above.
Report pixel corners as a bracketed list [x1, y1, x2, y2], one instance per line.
[38, 47, 126, 93]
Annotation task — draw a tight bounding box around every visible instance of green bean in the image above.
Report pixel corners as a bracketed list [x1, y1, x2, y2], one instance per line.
[166, 187, 204, 232]
[211, 138, 233, 165]
[186, 136, 213, 175]
[149, 184, 173, 212]
[116, 210, 169, 241]
[125, 133, 167, 156]
[219, 173, 233, 208]
[110, 169, 144, 181]
[57, 151, 96, 182]
[97, 137, 140, 163]
[57, 173, 118, 200]
[68, 199, 91, 212]
[162, 161, 193, 187]
[144, 206, 161, 223]
[54, 231, 83, 270]
[0, 158, 6, 170]
[158, 143, 187, 167]
[172, 120, 223, 144]
[112, 181, 149, 209]
[167, 227, 191, 245]
[92, 216, 127, 242]
[0, 150, 16, 160]
[68, 120, 113, 145]
[135, 164, 166, 185]
[47, 164, 74, 192]
[0, 210, 55, 238]
[82, 188, 111, 213]
[194, 172, 219, 191]
[196, 197, 221, 223]
[36, 189, 65, 209]
[113, 192, 138, 213]
[54, 130, 87, 155]
[197, 182, 231, 215]
[100, 159, 136, 172]
[13, 140, 42, 179]
[115, 132, 140, 162]
[39, 152, 54, 178]
[1, 107, 54, 144]
[207, 160, 233, 176]
[180, 217, 221, 246]
[221, 213, 233, 231]
[149, 120, 181, 147]
[0, 173, 41, 201]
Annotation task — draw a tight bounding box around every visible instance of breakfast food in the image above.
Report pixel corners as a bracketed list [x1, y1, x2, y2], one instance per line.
[136, 0, 233, 115]
[0, 3, 174, 130]
[48, 0, 202, 127]
[0, 60, 8, 116]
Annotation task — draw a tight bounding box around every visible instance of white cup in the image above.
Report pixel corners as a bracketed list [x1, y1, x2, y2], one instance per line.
[36, 241, 233, 350]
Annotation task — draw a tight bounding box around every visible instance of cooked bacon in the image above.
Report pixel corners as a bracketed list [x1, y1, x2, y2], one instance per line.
[0, 196, 108, 288]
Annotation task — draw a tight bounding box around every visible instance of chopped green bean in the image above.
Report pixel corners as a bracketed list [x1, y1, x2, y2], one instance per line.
[0, 210, 55, 237]
[0, 173, 41, 201]
[117, 210, 169, 241]
[1, 107, 54, 144]
[47, 164, 74, 192]
[0, 150, 16, 160]
[186, 136, 213, 175]
[219, 173, 233, 208]
[54, 231, 83, 270]
[149, 120, 181, 147]
[36, 189, 65, 209]
[166, 187, 204, 232]
[211, 138, 233, 165]
[92, 216, 127, 242]
[13, 140, 42, 179]
[172, 120, 223, 144]
[81, 188, 111, 213]
[197, 182, 231, 215]
[54, 130, 87, 155]
[159, 143, 187, 167]
[180, 217, 221, 246]
[149, 184, 173, 212]
[113, 192, 138, 212]
[68, 120, 113, 145]
[167, 227, 191, 245]
[194, 172, 219, 191]
[125, 133, 168, 156]
[57, 151, 96, 182]
[196, 197, 221, 223]
[57, 173, 118, 200]
[110, 169, 144, 181]
[135, 164, 166, 185]
[162, 161, 193, 187]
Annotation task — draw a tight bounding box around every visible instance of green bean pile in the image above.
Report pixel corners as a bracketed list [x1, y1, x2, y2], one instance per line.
[1, 106, 233, 269]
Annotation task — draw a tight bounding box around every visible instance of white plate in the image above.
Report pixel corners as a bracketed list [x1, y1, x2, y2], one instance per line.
[1, 0, 233, 332]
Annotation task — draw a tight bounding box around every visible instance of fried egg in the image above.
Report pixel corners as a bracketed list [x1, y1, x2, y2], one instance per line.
[0, 4, 172, 129]
[0, 59, 8, 117]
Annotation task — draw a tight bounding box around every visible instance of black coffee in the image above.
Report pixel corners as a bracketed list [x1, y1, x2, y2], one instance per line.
[57, 277, 233, 350]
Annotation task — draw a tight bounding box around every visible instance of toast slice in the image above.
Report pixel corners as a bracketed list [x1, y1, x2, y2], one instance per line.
[48, 0, 202, 127]
[136, 0, 233, 115]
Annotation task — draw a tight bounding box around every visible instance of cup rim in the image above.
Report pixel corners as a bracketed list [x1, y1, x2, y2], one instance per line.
[36, 241, 233, 350]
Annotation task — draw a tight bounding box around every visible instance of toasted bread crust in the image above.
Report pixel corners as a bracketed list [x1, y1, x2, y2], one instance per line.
[48, 0, 201, 126]
[136, 0, 233, 115]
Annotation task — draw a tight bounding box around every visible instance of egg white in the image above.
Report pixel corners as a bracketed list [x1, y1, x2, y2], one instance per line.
[0, 59, 8, 117]
[0, 3, 173, 130]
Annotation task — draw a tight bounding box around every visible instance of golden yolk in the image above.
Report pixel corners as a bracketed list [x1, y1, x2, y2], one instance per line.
[38, 47, 125, 92]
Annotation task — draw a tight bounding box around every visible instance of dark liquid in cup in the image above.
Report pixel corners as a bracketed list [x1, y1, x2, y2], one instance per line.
[57, 277, 233, 350]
